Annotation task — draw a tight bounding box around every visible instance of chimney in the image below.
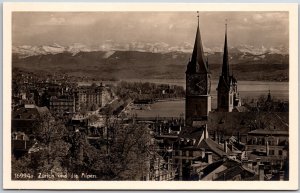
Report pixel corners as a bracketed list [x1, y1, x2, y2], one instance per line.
[192, 138, 196, 145]
[204, 124, 208, 139]
[224, 140, 228, 153]
[265, 141, 269, 156]
[199, 172, 204, 180]
[258, 164, 265, 181]
[248, 160, 253, 170]
[237, 131, 241, 144]
[206, 152, 213, 164]
[279, 171, 285, 181]
[242, 160, 249, 168]
[167, 156, 171, 171]
[200, 148, 205, 159]
[256, 158, 261, 166]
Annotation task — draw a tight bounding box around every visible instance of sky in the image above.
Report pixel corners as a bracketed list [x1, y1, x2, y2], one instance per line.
[12, 12, 289, 49]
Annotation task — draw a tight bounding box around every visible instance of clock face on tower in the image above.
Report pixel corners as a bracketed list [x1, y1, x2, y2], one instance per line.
[187, 74, 207, 95]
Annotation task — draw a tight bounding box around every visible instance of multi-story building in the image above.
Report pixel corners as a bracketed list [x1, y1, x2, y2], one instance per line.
[246, 129, 288, 158]
[75, 84, 113, 111]
[49, 96, 76, 113]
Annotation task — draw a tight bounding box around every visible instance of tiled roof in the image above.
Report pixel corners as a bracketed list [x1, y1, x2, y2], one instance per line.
[201, 158, 239, 179]
[201, 157, 257, 181]
[248, 129, 289, 135]
[198, 138, 233, 157]
[233, 106, 250, 112]
[12, 105, 50, 120]
[179, 126, 204, 140]
[247, 153, 287, 162]
[207, 112, 288, 136]
[179, 126, 233, 157]
[214, 165, 256, 181]
[201, 159, 224, 178]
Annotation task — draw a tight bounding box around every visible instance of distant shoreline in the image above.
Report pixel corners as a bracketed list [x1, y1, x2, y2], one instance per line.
[78, 79, 289, 87]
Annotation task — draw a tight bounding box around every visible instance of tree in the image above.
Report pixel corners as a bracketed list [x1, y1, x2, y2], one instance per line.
[12, 107, 157, 180]
[12, 110, 71, 180]
[103, 122, 154, 180]
[11, 154, 33, 179]
[73, 115, 157, 180]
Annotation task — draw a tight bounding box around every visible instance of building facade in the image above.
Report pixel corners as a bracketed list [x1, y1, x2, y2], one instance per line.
[75, 84, 112, 111]
[49, 96, 76, 113]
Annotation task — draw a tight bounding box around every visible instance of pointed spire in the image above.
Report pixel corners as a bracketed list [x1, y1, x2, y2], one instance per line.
[187, 11, 208, 74]
[197, 11, 200, 26]
[222, 19, 230, 80]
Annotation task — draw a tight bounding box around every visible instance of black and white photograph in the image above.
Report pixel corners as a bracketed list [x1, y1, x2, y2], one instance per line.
[3, 3, 298, 190]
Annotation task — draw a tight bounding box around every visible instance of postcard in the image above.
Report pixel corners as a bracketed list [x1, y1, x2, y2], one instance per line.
[3, 2, 298, 190]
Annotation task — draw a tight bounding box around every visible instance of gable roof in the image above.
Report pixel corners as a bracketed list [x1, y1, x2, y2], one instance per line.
[207, 112, 289, 136]
[12, 106, 50, 120]
[214, 165, 256, 181]
[198, 138, 233, 157]
[248, 129, 289, 136]
[201, 158, 239, 179]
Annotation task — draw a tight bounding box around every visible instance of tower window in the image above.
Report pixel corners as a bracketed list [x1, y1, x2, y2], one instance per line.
[230, 95, 232, 105]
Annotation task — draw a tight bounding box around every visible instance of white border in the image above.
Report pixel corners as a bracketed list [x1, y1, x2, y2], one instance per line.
[3, 3, 298, 190]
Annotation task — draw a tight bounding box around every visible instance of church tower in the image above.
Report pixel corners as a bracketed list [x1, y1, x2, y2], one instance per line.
[217, 22, 240, 112]
[185, 13, 211, 126]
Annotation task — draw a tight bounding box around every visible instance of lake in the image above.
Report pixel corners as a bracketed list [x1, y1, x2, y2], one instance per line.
[123, 79, 288, 118]
[79, 79, 288, 118]
[79, 79, 288, 101]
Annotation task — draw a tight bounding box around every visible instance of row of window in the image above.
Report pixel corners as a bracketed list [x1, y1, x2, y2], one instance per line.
[248, 137, 286, 146]
[50, 103, 74, 106]
[252, 148, 283, 156]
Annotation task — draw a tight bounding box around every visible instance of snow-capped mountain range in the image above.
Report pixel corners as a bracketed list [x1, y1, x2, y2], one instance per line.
[12, 43, 95, 58]
[12, 41, 288, 58]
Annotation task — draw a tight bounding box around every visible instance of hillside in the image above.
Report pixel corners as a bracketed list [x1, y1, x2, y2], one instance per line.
[12, 50, 289, 82]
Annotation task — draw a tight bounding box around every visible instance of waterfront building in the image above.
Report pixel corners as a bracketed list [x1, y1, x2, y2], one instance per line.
[75, 84, 112, 111]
